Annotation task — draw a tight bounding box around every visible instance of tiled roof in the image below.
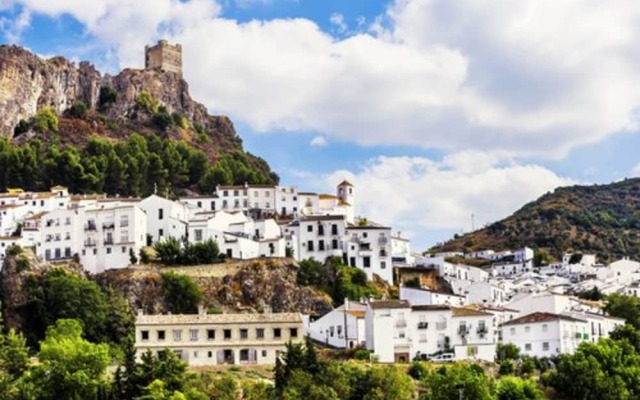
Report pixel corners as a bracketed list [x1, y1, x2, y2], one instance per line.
[346, 310, 365, 318]
[301, 215, 345, 222]
[369, 300, 411, 310]
[319, 194, 339, 200]
[137, 312, 302, 325]
[338, 180, 354, 187]
[500, 312, 586, 327]
[452, 308, 493, 317]
[411, 305, 452, 311]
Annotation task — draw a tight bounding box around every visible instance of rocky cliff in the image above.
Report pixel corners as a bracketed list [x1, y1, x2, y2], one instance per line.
[96, 259, 333, 317]
[0, 44, 270, 174]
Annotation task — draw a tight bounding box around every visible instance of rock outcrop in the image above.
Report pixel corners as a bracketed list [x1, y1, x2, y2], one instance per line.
[96, 259, 334, 317]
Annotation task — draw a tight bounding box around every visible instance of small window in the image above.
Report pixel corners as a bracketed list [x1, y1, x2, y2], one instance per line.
[363, 257, 371, 268]
[543, 342, 549, 351]
[106, 247, 111, 254]
[274, 328, 282, 338]
[525, 343, 531, 351]
[157, 330, 165, 341]
[525, 326, 530, 333]
[542, 324, 548, 332]
[207, 329, 215, 340]
[208, 351, 213, 358]
[256, 328, 265, 339]
[240, 329, 248, 339]
[189, 329, 198, 341]
[224, 329, 232, 340]
[158, 209, 164, 220]
[141, 330, 149, 340]
[307, 225, 313, 232]
[122, 246, 127, 253]
[290, 328, 298, 338]
[510, 327, 515, 335]
[173, 330, 182, 341]
[262, 350, 267, 357]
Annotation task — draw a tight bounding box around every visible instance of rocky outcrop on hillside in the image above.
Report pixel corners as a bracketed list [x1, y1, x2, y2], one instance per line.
[95, 259, 334, 317]
[0, 247, 83, 331]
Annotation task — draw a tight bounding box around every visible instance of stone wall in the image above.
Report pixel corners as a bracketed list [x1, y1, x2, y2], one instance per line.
[145, 40, 182, 76]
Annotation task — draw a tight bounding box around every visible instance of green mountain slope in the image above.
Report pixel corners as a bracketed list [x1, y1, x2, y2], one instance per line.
[430, 178, 640, 263]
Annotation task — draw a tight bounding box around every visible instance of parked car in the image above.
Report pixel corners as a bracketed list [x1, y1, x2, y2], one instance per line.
[430, 353, 455, 362]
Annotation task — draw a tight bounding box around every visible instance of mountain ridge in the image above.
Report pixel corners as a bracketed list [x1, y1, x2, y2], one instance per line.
[430, 178, 640, 263]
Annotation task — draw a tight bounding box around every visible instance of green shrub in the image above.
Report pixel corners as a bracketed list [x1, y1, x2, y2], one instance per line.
[353, 349, 371, 361]
[499, 360, 514, 376]
[520, 357, 536, 375]
[69, 100, 88, 118]
[99, 85, 118, 108]
[407, 361, 428, 379]
[162, 272, 201, 314]
[135, 91, 160, 113]
[33, 107, 58, 133]
[6, 245, 23, 256]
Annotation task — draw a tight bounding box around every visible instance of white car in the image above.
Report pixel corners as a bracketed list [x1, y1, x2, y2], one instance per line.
[430, 353, 455, 362]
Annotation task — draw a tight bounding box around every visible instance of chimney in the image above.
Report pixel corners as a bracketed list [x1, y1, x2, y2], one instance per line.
[137, 309, 144, 317]
[198, 305, 207, 316]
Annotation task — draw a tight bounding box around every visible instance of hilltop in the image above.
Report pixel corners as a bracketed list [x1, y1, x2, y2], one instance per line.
[0, 44, 277, 194]
[430, 178, 640, 263]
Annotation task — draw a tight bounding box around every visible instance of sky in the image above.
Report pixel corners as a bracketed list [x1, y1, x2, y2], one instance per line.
[2, 0, 640, 251]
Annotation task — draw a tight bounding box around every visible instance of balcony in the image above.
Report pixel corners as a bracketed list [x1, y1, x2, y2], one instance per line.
[477, 326, 489, 336]
[103, 222, 115, 230]
[417, 322, 428, 330]
[458, 326, 470, 336]
[84, 241, 97, 247]
[85, 222, 97, 231]
[378, 237, 388, 245]
[396, 319, 407, 328]
[104, 239, 114, 245]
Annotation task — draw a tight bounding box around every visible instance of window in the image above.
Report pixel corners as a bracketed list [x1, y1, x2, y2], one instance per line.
[290, 328, 298, 338]
[64, 248, 71, 258]
[122, 246, 127, 253]
[274, 328, 282, 338]
[157, 330, 166, 341]
[381, 261, 387, 269]
[318, 240, 325, 251]
[223, 190, 228, 197]
[207, 329, 215, 340]
[542, 342, 550, 351]
[120, 216, 129, 227]
[141, 331, 149, 340]
[332, 239, 338, 249]
[173, 330, 182, 341]
[234, 190, 239, 196]
[93, 249, 97, 255]
[210, 201, 215, 210]
[195, 229, 203, 241]
[106, 247, 112, 254]
[525, 326, 531, 333]
[158, 229, 164, 238]
[193, 351, 198, 358]
[158, 209, 164, 220]
[224, 329, 232, 340]
[197, 201, 202, 208]
[510, 327, 515, 335]
[542, 324, 548, 332]
[262, 350, 267, 357]
[189, 329, 198, 341]
[256, 328, 265, 339]
[307, 241, 314, 251]
[331, 224, 338, 235]
[525, 343, 531, 351]
[363, 257, 371, 268]
[208, 351, 213, 358]
[363, 233, 368, 238]
[307, 225, 313, 232]
[240, 329, 248, 339]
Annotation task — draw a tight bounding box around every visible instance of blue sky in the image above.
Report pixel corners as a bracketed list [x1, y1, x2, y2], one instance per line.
[2, 0, 640, 251]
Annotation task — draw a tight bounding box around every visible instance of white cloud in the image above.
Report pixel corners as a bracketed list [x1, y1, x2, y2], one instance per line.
[313, 155, 573, 246]
[6, 0, 640, 158]
[329, 13, 347, 34]
[631, 163, 640, 177]
[310, 135, 327, 147]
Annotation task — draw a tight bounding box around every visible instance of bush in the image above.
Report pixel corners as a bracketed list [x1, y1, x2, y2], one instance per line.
[33, 107, 59, 133]
[153, 110, 173, 130]
[69, 100, 88, 118]
[5, 245, 23, 256]
[496, 343, 521, 362]
[353, 349, 371, 361]
[99, 85, 118, 108]
[162, 272, 202, 314]
[520, 357, 536, 375]
[496, 376, 543, 400]
[499, 360, 515, 376]
[172, 112, 188, 129]
[135, 91, 160, 113]
[407, 361, 428, 380]
[404, 277, 421, 288]
[154, 237, 182, 265]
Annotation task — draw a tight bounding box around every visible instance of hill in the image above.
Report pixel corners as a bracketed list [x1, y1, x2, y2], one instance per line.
[430, 178, 640, 263]
[0, 44, 277, 195]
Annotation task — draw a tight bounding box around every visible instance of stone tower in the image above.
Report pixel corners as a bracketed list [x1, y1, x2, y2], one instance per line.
[145, 40, 182, 76]
[337, 180, 356, 223]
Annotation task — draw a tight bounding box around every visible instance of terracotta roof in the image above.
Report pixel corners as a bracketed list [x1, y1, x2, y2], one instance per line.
[298, 192, 317, 196]
[369, 300, 411, 310]
[500, 312, 586, 327]
[301, 215, 345, 222]
[346, 310, 365, 318]
[452, 308, 494, 317]
[137, 312, 302, 325]
[319, 194, 339, 200]
[0, 204, 21, 210]
[0, 236, 19, 241]
[338, 180, 354, 187]
[412, 305, 452, 311]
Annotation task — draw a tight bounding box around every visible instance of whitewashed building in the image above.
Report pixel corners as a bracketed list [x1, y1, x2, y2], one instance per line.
[138, 195, 189, 244]
[400, 287, 468, 307]
[307, 301, 366, 349]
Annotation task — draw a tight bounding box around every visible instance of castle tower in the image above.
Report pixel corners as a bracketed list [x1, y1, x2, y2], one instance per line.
[337, 180, 355, 222]
[145, 40, 183, 76]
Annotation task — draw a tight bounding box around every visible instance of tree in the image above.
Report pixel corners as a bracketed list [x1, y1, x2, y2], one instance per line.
[69, 100, 88, 118]
[99, 85, 118, 108]
[162, 272, 201, 314]
[496, 342, 521, 362]
[422, 363, 495, 400]
[154, 237, 182, 265]
[496, 376, 543, 400]
[296, 259, 324, 286]
[29, 319, 110, 400]
[0, 329, 30, 377]
[604, 295, 640, 329]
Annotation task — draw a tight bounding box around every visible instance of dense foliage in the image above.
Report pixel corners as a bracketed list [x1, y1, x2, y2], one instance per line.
[431, 178, 640, 262]
[296, 258, 381, 305]
[161, 272, 202, 314]
[0, 134, 277, 196]
[154, 237, 221, 266]
[21, 268, 133, 350]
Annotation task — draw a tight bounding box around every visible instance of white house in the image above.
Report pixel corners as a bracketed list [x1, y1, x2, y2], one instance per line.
[501, 312, 591, 357]
[608, 259, 640, 285]
[400, 287, 468, 307]
[391, 234, 413, 266]
[307, 301, 366, 349]
[450, 308, 496, 362]
[467, 281, 507, 306]
[345, 221, 393, 283]
[138, 195, 189, 244]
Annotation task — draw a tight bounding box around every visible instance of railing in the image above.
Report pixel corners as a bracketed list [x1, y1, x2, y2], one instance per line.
[84, 241, 97, 247]
[458, 326, 470, 336]
[104, 239, 114, 245]
[477, 326, 488, 336]
[85, 223, 97, 231]
[417, 322, 428, 330]
[103, 222, 115, 230]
